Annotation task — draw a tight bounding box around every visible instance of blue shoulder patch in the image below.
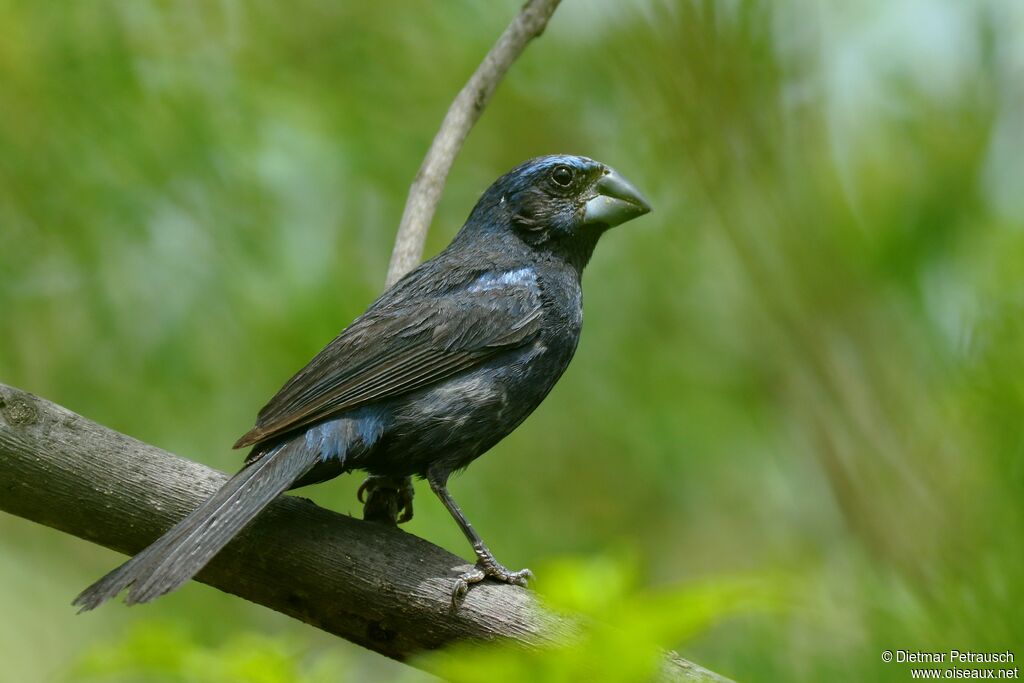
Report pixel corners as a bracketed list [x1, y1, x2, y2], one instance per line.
[468, 267, 537, 293]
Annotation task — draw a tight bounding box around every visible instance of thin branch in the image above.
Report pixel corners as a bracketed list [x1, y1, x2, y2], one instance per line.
[385, 0, 562, 287]
[367, 0, 563, 527]
[0, 383, 730, 682]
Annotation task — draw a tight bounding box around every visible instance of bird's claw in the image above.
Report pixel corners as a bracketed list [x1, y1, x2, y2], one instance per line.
[357, 475, 414, 524]
[451, 560, 533, 607]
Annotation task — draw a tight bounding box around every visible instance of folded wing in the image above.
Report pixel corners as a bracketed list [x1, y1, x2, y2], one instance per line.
[234, 268, 544, 449]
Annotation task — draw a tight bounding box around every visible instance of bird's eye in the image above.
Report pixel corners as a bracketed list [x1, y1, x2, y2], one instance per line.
[551, 165, 574, 187]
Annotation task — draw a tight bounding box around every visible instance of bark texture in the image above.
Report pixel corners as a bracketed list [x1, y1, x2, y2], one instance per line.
[0, 383, 729, 681]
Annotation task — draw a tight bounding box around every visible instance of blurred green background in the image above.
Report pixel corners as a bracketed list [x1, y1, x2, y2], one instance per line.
[2, 0, 1022, 681]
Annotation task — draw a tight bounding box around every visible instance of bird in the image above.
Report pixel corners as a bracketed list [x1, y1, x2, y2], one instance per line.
[73, 154, 651, 610]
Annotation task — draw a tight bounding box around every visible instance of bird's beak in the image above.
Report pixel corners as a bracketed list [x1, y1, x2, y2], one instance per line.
[583, 166, 652, 228]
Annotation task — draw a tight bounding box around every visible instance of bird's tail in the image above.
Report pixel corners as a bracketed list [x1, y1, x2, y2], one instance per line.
[73, 438, 318, 611]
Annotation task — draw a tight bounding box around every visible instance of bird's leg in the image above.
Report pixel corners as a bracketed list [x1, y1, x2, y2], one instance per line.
[358, 475, 414, 525]
[427, 472, 532, 605]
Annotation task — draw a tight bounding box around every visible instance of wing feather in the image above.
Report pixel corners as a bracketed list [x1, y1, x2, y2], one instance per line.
[234, 269, 543, 449]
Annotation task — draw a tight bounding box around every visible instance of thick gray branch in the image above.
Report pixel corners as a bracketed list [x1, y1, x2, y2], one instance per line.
[384, 0, 562, 287]
[0, 384, 729, 681]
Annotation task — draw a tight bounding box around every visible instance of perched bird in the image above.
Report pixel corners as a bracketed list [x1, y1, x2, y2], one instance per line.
[74, 154, 651, 610]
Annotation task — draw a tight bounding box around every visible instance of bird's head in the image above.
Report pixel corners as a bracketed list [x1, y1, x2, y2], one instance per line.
[465, 154, 652, 269]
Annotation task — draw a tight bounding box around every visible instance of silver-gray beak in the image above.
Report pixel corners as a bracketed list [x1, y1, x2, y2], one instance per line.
[583, 166, 652, 228]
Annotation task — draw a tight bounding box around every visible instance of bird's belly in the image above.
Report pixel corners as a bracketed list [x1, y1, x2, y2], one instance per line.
[355, 338, 570, 478]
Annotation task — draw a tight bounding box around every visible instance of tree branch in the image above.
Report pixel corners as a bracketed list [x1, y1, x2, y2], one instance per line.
[366, 0, 563, 528]
[0, 384, 729, 681]
[384, 0, 562, 287]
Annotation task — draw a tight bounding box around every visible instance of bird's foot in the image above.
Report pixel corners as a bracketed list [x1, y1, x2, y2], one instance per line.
[358, 475, 414, 525]
[451, 554, 533, 606]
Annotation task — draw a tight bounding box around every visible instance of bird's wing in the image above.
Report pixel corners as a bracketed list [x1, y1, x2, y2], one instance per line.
[234, 268, 544, 449]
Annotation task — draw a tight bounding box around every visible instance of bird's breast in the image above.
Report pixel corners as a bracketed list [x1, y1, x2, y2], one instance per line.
[537, 264, 584, 350]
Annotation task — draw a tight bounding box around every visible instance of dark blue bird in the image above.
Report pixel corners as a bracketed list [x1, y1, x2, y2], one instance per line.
[74, 154, 651, 609]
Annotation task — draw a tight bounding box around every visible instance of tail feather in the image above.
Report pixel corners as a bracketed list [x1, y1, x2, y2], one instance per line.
[73, 439, 319, 612]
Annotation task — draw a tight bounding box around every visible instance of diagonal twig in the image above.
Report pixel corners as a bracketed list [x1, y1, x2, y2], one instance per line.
[385, 0, 562, 287]
[365, 0, 563, 525]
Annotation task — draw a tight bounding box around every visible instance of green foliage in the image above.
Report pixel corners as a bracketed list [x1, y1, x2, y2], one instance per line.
[419, 556, 790, 683]
[68, 622, 350, 683]
[1, 1, 1022, 681]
